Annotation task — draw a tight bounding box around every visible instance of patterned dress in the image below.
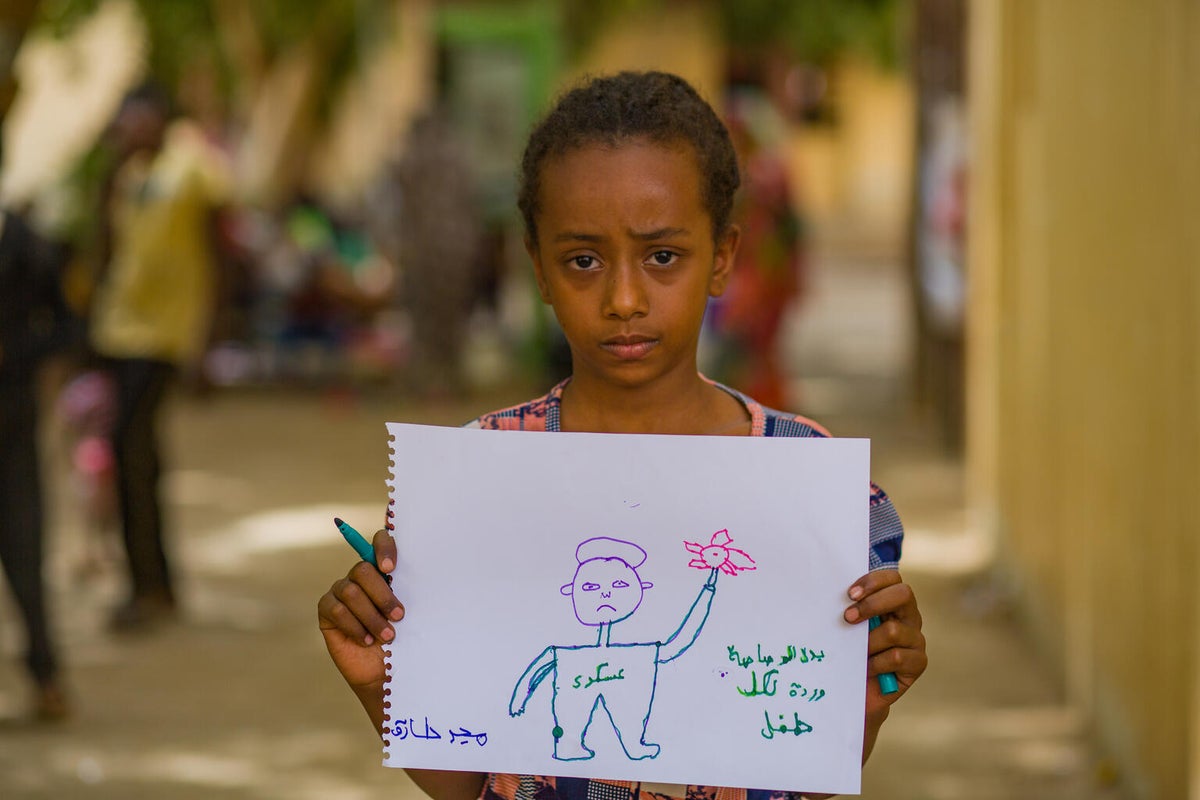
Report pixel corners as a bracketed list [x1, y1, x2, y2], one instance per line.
[463, 377, 904, 800]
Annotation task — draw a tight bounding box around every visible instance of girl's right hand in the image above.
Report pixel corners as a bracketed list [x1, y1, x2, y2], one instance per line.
[317, 529, 404, 697]
[314, 529, 494, 800]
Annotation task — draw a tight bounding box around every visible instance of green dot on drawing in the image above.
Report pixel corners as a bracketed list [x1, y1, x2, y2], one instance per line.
[552, 726, 564, 739]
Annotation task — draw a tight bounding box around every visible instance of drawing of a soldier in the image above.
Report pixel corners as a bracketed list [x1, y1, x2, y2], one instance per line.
[509, 537, 718, 761]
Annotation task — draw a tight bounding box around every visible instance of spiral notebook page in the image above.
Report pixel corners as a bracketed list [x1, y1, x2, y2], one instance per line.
[383, 423, 869, 796]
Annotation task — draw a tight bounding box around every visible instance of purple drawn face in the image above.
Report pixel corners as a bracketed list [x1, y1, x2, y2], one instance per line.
[561, 557, 650, 626]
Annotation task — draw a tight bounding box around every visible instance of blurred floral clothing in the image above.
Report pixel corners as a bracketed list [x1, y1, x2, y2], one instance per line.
[707, 148, 805, 409]
[481, 775, 818, 800]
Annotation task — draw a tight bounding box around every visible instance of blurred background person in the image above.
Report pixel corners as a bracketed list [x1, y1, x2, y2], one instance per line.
[0, 206, 73, 720]
[373, 107, 481, 398]
[87, 83, 230, 631]
[705, 85, 807, 410]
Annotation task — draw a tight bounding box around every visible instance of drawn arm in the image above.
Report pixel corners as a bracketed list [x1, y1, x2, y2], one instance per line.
[509, 646, 556, 717]
[658, 569, 719, 663]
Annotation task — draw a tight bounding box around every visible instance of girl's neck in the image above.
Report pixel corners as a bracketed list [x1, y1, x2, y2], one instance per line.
[560, 370, 749, 436]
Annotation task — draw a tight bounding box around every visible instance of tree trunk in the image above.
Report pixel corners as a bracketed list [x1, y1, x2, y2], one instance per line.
[0, 0, 41, 159]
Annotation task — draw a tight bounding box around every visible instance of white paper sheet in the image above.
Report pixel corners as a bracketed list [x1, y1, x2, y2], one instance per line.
[383, 423, 870, 795]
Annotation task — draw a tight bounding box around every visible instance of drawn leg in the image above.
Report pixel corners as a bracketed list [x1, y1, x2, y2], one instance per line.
[598, 684, 660, 760]
[551, 687, 601, 760]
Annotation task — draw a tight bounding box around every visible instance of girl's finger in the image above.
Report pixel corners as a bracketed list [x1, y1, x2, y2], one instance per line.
[844, 581, 921, 628]
[868, 645, 927, 682]
[317, 589, 374, 645]
[867, 617, 924, 655]
[373, 528, 398, 574]
[348, 560, 405, 622]
[330, 577, 396, 645]
[847, 569, 901, 602]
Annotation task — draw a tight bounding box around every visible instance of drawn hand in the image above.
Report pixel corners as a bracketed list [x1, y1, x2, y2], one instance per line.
[318, 528, 404, 727]
[705, 567, 719, 588]
[843, 570, 926, 715]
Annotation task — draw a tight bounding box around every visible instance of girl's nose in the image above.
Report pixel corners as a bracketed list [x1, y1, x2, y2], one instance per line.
[602, 261, 648, 320]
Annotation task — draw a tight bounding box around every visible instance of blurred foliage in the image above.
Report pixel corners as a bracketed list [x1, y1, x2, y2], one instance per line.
[56, 134, 118, 259]
[559, 0, 645, 56]
[238, 0, 393, 111]
[34, 0, 900, 103]
[38, 0, 222, 90]
[563, 0, 904, 69]
[30, 0, 386, 249]
[718, 0, 905, 69]
[33, 0, 391, 113]
[0, 0, 42, 133]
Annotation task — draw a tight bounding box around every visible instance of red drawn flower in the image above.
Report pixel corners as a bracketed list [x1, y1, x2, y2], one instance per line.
[684, 529, 756, 576]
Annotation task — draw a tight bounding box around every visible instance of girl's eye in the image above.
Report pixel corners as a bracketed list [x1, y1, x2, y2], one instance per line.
[611, 580, 630, 589]
[570, 255, 598, 270]
[648, 251, 678, 267]
[581, 582, 601, 591]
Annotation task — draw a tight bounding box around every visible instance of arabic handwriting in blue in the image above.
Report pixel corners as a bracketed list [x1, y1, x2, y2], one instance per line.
[450, 727, 489, 746]
[390, 716, 487, 746]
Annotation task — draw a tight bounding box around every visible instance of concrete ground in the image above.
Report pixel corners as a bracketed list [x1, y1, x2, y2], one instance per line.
[0, 253, 1134, 799]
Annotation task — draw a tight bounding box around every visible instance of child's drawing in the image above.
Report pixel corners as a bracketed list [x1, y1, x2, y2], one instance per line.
[509, 533, 754, 761]
[684, 529, 756, 575]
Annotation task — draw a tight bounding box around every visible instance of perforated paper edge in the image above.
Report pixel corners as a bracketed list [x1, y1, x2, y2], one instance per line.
[382, 424, 398, 765]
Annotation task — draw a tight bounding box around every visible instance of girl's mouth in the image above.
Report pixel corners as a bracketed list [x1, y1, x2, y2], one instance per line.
[601, 336, 658, 360]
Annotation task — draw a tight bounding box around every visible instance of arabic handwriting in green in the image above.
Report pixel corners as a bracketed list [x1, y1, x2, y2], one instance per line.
[760, 710, 815, 740]
[787, 683, 826, 701]
[736, 668, 779, 697]
[571, 661, 627, 690]
[728, 643, 825, 670]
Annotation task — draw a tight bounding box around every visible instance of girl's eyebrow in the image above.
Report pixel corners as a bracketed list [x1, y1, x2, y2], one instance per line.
[631, 226, 689, 241]
[551, 227, 690, 244]
[553, 231, 603, 243]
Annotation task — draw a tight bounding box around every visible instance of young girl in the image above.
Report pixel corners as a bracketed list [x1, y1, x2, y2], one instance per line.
[318, 71, 926, 800]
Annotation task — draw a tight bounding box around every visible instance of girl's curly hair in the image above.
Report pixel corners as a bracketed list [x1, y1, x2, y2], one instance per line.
[518, 71, 740, 245]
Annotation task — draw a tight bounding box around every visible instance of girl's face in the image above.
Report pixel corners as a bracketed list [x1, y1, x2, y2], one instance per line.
[527, 138, 738, 392]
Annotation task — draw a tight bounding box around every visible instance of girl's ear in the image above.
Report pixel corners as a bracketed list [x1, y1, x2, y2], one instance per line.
[708, 224, 741, 297]
[526, 235, 553, 304]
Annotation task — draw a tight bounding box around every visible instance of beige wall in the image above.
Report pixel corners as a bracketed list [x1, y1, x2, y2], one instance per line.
[791, 58, 914, 254]
[967, 2, 1200, 798]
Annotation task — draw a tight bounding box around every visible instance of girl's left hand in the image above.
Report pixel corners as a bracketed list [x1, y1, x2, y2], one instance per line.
[844, 569, 927, 714]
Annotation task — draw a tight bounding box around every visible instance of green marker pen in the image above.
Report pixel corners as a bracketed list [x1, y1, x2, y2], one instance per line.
[869, 616, 900, 694]
[334, 517, 391, 584]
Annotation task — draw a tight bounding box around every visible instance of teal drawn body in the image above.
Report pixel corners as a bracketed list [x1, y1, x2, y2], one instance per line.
[509, 536, 719, 761]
